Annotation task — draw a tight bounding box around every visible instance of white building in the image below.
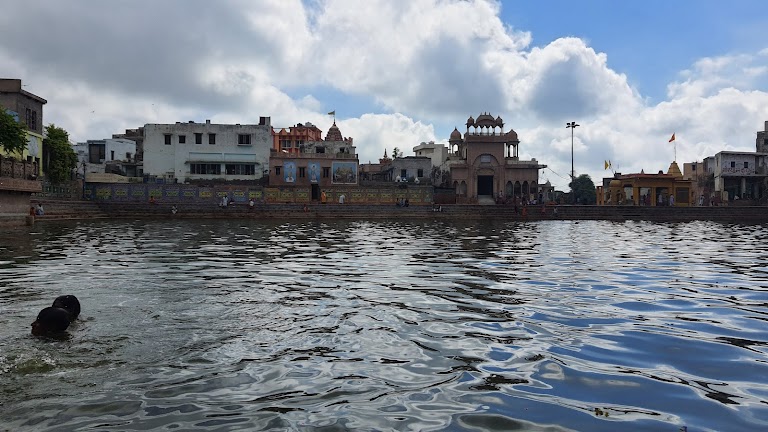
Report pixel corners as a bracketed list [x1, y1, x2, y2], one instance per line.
[712, 151, 768, 200]
[143, 118, 272, 183]
[412, 141, 448, 168]
[74, 138, 138, 176]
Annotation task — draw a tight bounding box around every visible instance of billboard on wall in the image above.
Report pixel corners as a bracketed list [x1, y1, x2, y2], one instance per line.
[308, 161, 320, 183]
[332, 161, 358, 184]
[283, 161, 296, 183]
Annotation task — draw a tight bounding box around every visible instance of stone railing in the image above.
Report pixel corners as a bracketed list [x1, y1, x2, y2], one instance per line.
[0, 155, 39, 180]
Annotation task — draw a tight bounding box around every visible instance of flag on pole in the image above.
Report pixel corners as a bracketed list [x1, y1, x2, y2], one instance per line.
[604, 160, 612, 170]
[327, 110, 336, 116]
[668, 133, 675, 142]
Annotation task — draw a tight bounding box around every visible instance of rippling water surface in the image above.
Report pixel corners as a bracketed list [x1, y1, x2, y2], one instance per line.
[1, 219, 767, 431]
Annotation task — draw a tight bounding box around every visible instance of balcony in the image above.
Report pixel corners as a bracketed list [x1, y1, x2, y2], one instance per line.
[0, 156, 42, 193]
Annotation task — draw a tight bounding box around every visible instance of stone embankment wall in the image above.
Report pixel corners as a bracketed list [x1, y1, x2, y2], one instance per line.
[82, 182, 434, 205]
[26, 200, 768, 223]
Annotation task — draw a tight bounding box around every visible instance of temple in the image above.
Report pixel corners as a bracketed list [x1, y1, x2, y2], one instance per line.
[448, 113, 546, 203]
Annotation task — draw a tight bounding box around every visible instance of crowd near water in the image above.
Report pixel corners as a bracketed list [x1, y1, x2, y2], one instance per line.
[1, 219, 767, 431]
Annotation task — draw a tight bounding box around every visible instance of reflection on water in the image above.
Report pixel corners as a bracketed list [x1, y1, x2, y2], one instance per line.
[1, 219, 767, 431]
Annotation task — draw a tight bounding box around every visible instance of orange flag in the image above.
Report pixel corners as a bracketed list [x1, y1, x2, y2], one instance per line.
[668, 133, 676, 142]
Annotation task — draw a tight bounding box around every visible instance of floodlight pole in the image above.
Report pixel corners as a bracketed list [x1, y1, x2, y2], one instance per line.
[566, 121, 580, 203]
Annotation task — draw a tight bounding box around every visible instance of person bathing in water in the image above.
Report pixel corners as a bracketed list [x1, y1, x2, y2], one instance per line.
[31, 295, 81, 336]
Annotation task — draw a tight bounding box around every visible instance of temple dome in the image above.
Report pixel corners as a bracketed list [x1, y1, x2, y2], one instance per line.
[667, 161, 683, 178]
[475, 112, 496, 127]
[449, 127, 462, 140]
[466, 116, 475, 127]
[325, 121, 343, 141]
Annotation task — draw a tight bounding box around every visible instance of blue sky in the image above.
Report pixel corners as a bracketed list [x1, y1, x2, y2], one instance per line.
[1, 0, 767, 189]
[503, 0, 768, 101]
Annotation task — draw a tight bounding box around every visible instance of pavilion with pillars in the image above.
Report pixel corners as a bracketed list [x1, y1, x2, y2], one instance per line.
[448, 113, 546, 203]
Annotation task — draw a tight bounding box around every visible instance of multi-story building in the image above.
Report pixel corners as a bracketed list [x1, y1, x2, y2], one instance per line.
[272, 122, 323, 155]
[682, 121, 768, 203]
[142, 118, 272, 183]
[711, 151, 768, 200]
[0, 78, 46, 176]
[448, 112, 545, 203]
[73, 138, 139, 177]
[756, 121, 768, 153]
[112, 127, 145, 165]
[268, 121, 357, 201]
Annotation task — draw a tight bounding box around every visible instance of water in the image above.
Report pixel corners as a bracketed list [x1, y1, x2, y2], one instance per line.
[1, 219, 767, 431]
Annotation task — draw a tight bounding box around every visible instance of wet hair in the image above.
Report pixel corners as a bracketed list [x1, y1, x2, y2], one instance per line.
[52, 295, 81, 322]
[31, 307, 71, 336]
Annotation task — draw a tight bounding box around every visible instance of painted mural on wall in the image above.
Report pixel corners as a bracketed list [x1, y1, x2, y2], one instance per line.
[84, 183, 263, 203]
[283, 161, 296, 183]
[308, 162, 320, 183]
[332, 161, 358, 184]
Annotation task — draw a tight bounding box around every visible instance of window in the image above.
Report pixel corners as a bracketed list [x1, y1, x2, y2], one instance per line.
[31, 111, 37, 130]
[110, 150, 115, 160]
[238, 134, 251, 145]
[275, 166, 281, 175]
[730, 161, 736, 168]
[209, 133, 216, 145]
[417, 169, 424, 177]
[190, 163, 221, 175]
[316, 146, 326, 154]
[225, 164, 255, 175]
[323, 167, 330, 178]
[164, 134, 172, 145]
[89, 144, 105, 163]
[178, 135, 186, 144]
[744, 162, 749, 168]
[25, 108, 30, 128]
[299, 167, 306, 178]
[195, 133, 202, 144]
[400, 169, 407, 178]
[280, 139, 291, 149]
[126, 152, 132, 160]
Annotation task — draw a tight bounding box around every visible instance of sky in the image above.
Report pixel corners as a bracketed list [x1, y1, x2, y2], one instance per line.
[2, 0, 767, 190]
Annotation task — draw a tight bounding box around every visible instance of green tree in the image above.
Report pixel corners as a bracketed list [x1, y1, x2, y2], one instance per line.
[569, 174, 597, 204]
[0, 106, 28, 157]
[43, 124, 77, 184]
[392, 147, 401, 158]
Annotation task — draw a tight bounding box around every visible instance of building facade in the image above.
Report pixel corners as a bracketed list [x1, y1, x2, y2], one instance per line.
[599, 161, 693, 206]
[448, 113, 545, 203]
[268, 121, 358, 201]
[0, 78, 45, 136]
[412, 141, 448, 169]
[0, 78, 46, 177]
[74, 138, 139, 177]
[712, 151, 767, 200]
[142, 118, 272, 183]
[272, 122, 324, 154]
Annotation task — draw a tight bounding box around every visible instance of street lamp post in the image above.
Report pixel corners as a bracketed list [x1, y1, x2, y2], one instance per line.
[566, 121, 580, 203]
[81, 161, 86, 199]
